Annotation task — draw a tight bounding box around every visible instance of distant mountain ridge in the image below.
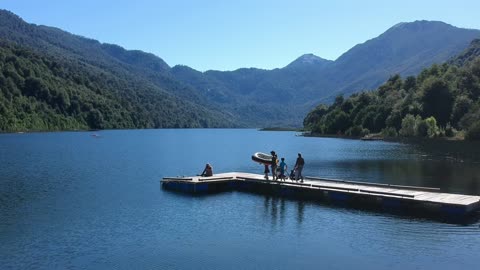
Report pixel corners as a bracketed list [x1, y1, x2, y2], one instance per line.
[449, 38, 480, 66]
[1, 9, 480, 130]
[285, 54, 333, 70]
[303, 37, 480, 139]
[329, 20, 480, 96]
[172, 20, 480, 126]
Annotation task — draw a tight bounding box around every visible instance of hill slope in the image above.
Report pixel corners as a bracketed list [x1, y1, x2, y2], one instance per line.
[1, 9, 480, 129]
[0, 41, 237, 131]
[303, 39, 480, 140]
[329, 21, 480, 96]
[0, 10, 238, 131]
[173, 21, 480, 126]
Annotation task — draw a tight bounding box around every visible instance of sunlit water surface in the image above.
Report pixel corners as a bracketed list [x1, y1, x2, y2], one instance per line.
[1, 129, 479, 269]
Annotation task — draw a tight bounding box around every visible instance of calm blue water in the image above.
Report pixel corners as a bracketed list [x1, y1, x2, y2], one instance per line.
[1, 129, 479, 269]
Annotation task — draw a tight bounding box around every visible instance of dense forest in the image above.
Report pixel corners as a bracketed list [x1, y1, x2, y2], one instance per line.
[304, 39, 480, 140]
[0, 42, 237, 132]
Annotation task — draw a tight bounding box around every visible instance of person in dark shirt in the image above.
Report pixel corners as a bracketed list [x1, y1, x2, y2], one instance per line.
[270, 151, 278, 181]
[294, 153, 305, 182]
[201, 163, 213, 177]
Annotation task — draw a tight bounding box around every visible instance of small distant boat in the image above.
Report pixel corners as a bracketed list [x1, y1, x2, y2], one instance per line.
[251, 152, 273, 165]
[361, 134, 384, 141]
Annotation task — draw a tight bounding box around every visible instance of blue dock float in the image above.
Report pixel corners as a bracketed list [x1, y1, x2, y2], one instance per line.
[161, 172, 480, 219]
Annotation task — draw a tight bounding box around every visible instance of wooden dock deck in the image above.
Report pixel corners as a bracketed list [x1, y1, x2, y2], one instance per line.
[161, 172, 480, 218]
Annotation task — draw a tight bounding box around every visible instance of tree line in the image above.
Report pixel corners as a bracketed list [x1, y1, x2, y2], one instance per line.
[0, 42, 236, 132]
[304, 55, 480, 140]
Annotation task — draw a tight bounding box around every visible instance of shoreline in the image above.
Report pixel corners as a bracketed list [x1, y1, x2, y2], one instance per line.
[0, 128, 471, 143]
[0, 127, 256, 135]
[302, 132, 468, 143]
[258, 127, 302, 132]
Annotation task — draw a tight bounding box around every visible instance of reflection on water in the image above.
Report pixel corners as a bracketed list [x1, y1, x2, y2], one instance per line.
[263, 195, 308, 227]
[413, 139, 480, 163]
[316, 159, 480, 195]
[259, 191, 480, 228]
[304, 139, 480, 195]
[297, 200, 305, 225]
[1, 130, 479, 270]
[264, 196, 282, 227]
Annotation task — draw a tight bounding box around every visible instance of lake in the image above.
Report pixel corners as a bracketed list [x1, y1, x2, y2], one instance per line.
[1, 129, 479, 269]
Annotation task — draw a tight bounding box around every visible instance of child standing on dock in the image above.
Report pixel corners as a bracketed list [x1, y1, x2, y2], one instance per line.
[279, 158, 287, 181]
[264, 164, 270, 180]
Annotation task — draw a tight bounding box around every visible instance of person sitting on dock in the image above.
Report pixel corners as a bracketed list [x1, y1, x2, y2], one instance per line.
[201, 163, 213, 177]
[294, 153, 305, 182]
[279, 157, 287, 181]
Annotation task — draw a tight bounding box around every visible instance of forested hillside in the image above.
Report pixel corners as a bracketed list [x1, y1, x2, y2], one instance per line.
[1, 9, 480, 130]
[0, 42, 236, 132]
[303, 39, 480, 140]
[0, 10, 238, 132]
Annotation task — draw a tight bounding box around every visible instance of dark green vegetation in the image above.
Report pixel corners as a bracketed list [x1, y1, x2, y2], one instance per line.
[304, 39, 480, 140]
[1, 10, 480, 131]
[0, 11, 237, 132]
[0, 42, 238, 131]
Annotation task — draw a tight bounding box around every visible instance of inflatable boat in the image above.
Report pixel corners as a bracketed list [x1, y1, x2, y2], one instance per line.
[251, 152, 273, 165]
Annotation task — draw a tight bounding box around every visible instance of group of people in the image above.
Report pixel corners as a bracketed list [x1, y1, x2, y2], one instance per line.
[200, 151, 305, 181]
[264, 151, 305, 182]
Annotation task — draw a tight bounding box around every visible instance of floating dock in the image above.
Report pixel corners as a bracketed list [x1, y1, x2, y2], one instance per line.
[161, 172, 480, 218]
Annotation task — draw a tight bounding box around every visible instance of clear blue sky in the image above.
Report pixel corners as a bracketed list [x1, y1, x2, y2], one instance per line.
[2, 0, 480, 71]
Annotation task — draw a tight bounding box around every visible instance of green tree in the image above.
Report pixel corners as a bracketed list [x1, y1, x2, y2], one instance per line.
[399, 114, 416, 137]
[416, 117, 428, 137]
[451, 95, 472, 127]
[303, 104, 328, 129]
[466, 121, 480, 140]
[381, 127, 398, 137]
[324, 109, 350, 134]
[424, 116, 439, 138]
[386, 109, 403, 130]
[421, 78, 453, 126]
[403, 76, 416, 92]
[361, 111, 377, 132]
[86, 109, 105, 129]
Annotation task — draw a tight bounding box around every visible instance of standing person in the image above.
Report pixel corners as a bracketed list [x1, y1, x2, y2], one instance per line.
[279, 157, 288, 181]
[294, 153, 305, 182]
[264, 164, 270, 180]
[270, 151, 278, 181]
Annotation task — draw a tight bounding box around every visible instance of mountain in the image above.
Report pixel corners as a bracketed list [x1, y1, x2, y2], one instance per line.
[303, 38, 480, 139]
[284, 54, 333, 70]
[328, 21, 480, 97]
[172, 21, 480, 126]
[449, 38, 480, 66]
[0, 10, 239, 131]
[1, 9, 480, 130]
